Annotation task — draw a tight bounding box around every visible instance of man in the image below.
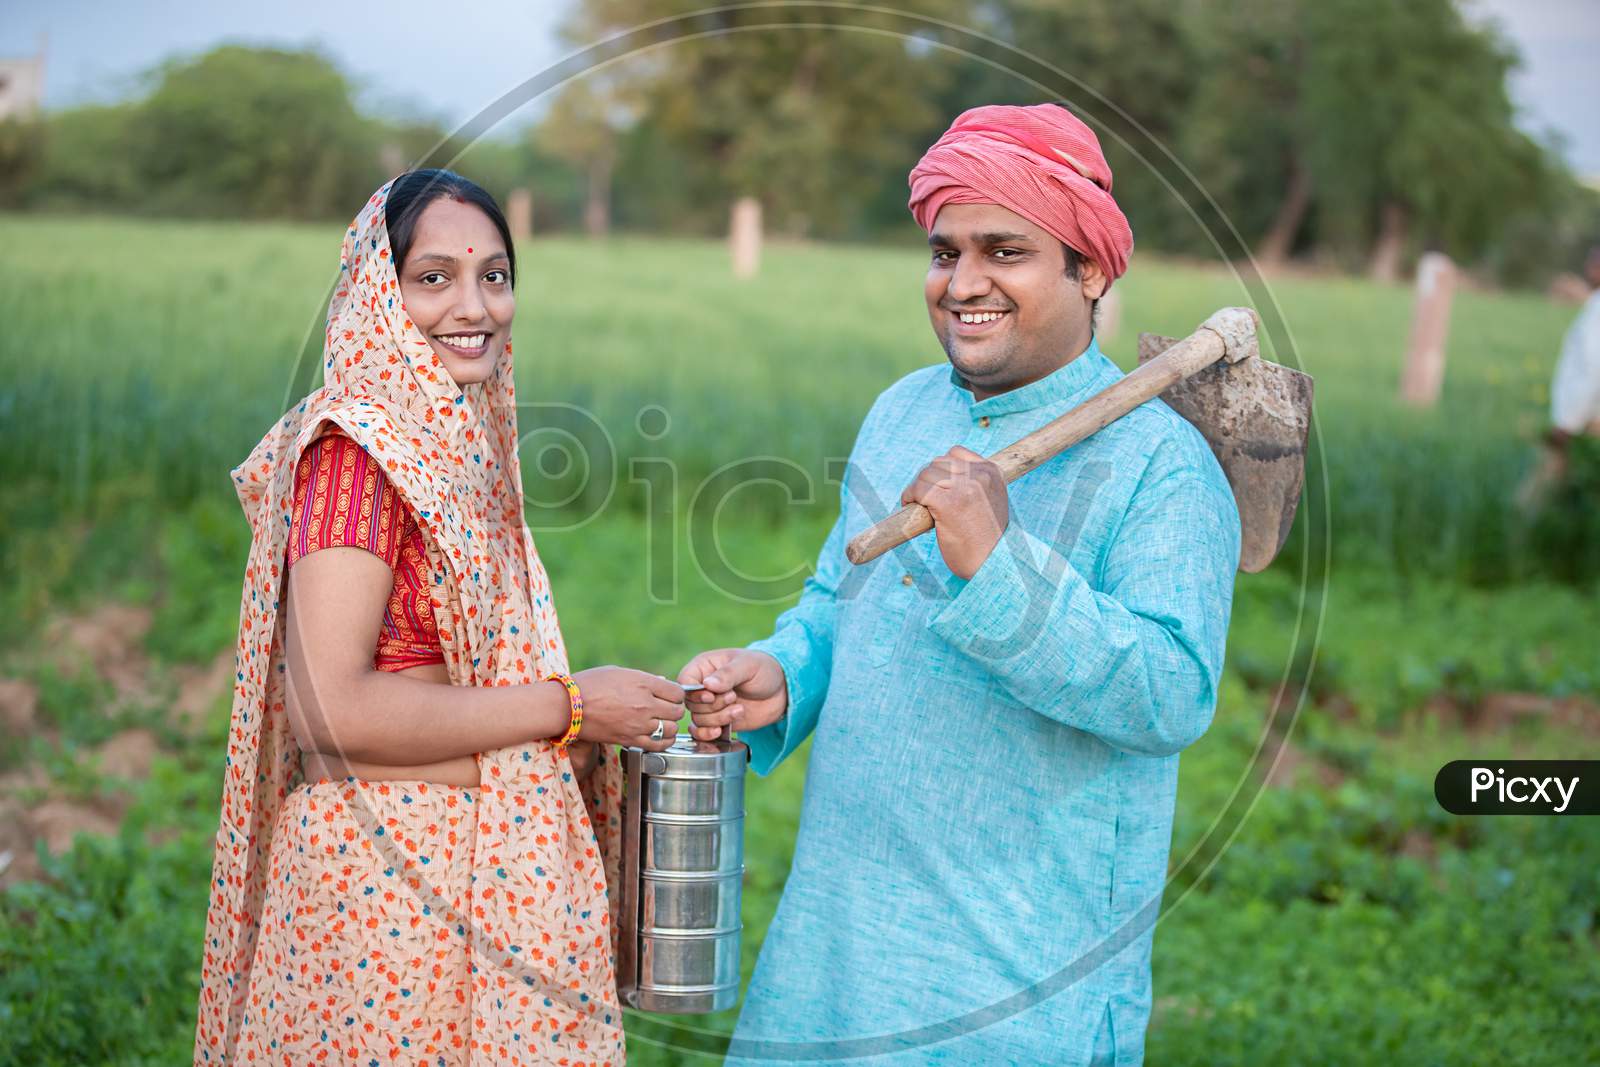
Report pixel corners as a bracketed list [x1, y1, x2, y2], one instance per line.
[1521, 243, 1600, 508]
[680, 104, 1240, 1066]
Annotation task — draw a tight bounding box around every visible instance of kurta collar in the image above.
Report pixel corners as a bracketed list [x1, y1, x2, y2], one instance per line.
[951, 336, 1116, 420]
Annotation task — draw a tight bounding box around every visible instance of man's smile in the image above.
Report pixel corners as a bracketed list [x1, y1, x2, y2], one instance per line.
[945, 306, 1012, 337]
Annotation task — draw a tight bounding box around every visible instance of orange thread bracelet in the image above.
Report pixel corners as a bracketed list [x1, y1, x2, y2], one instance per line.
[547, 674, 584, 752]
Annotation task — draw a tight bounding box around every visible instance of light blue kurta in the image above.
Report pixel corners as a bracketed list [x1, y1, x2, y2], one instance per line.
[723, 340, 1241, 1067]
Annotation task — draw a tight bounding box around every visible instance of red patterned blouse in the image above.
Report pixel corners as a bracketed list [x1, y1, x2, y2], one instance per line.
[286, 428, 445, 672]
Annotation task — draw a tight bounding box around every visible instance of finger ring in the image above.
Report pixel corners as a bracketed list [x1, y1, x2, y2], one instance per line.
[649, 720, 666, 741]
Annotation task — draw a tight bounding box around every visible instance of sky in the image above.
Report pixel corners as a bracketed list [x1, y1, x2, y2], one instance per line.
[2, 0, 1597, 174]
[0, 0, 576, 135]
[1466, 0, 1600, 177]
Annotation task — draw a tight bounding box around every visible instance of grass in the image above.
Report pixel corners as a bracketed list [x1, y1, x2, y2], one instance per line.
[0, 213, 1592, 596]
[0, 214, 1597, 1064]
[3, 510, 1596, 1064]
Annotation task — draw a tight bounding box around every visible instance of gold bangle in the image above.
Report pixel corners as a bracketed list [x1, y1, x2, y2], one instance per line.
[547, 674, 583, 752]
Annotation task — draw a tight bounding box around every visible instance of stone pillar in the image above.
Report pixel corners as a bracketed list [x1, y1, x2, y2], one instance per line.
[507, 188, 533, 245]
[378, 142, 406, 179]
[1399, 252, 1456, 408]
[730, 197, 762, 280]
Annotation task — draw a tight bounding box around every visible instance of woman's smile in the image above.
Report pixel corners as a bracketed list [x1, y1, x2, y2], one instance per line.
[434, 330, 493, 358]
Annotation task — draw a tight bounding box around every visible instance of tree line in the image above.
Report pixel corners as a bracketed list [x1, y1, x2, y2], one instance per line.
[0, 45, 574, 225]
[1, 0, 1595, 287]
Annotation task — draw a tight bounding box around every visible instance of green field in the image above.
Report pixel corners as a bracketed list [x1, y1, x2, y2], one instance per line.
[0, 215, 1597, 1064]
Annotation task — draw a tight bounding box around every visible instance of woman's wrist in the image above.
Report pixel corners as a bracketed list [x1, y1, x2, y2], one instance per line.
[526, 677, 578, 741]
[546, 673, 584, 751]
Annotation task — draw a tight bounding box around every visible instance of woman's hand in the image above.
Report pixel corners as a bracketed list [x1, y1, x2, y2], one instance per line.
[571, 666, 684, 750]
[566, 740, 601, 779]
[678, 649, 788, 741]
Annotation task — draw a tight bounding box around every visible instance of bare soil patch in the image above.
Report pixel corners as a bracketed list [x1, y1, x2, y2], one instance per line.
[0, 603, 235, 890]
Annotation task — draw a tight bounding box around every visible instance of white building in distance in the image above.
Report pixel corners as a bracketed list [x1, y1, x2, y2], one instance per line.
[0, 39, 46, 123]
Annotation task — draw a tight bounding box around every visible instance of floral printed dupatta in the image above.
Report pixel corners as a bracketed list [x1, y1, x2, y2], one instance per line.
[193, 180, 626, 1065]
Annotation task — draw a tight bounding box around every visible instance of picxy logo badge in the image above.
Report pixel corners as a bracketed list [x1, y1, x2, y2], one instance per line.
[1435, 761, 1598, 816]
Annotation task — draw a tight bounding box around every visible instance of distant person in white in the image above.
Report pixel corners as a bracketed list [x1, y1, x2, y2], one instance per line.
[1549, 245, 1600, 443]
[1519, 244, 1600, 507]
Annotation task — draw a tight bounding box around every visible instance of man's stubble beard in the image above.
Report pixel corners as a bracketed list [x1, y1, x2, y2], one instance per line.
[940, 327, 1023, 390]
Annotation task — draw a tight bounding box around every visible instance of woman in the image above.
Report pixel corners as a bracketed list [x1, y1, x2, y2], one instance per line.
[193, 170, 680, 1066]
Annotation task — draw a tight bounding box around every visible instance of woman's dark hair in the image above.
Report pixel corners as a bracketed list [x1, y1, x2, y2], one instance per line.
[385, 168, 517, 286]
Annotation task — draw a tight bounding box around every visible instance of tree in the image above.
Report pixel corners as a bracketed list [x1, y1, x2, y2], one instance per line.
[557, 1, 964, 238]
[1180, 0, 1310, 265]
[1168, 0, 1561, 277]
[537, 81, 624, 236]
[134, 45, 383, 219]
[0, 118, 44, 208]
[1297, 0, 1553, 278]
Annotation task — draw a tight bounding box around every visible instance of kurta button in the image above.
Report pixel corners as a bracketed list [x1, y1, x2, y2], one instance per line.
[978, 416, 990, 427]
[901, 574, 914, 586]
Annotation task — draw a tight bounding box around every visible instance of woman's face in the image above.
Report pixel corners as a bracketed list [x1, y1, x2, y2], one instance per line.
[396, 197, 515, 388]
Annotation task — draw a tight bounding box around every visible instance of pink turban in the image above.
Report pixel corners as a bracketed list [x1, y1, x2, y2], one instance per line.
[908, 103, 1133, 282]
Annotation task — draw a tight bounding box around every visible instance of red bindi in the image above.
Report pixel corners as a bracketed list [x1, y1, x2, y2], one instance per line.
[466, 247, 473, 254]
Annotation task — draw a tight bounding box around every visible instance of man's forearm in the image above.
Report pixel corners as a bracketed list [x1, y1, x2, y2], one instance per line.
[930, 524, 1224, 756]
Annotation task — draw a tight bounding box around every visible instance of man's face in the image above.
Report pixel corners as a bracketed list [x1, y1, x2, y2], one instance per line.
[924, 203, 1105, 400]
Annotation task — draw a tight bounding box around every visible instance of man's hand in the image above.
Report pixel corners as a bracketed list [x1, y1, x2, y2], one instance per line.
[566, 740, 600, 779]
[901, 445, 1009, 580]
[678, 649, 788, 741]
[1516, 428, 1574, 513]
